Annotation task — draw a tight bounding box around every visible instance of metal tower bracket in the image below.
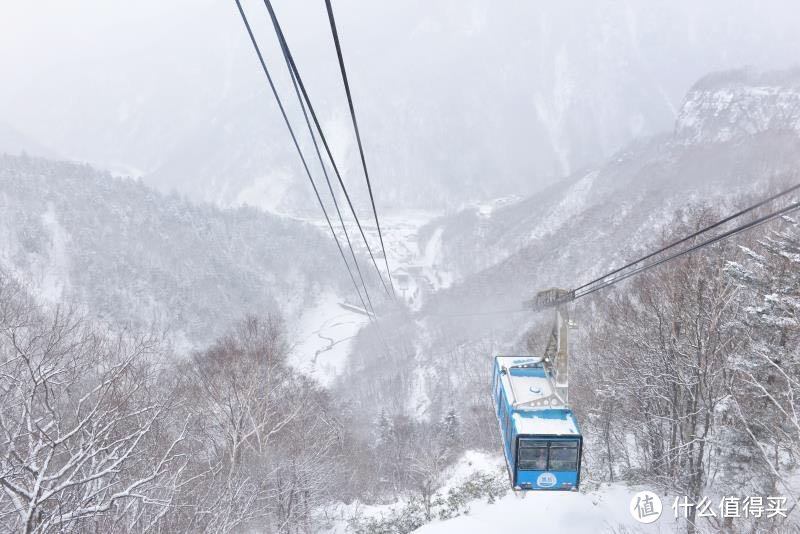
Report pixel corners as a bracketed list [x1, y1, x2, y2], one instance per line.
[525, 288, 575, 406]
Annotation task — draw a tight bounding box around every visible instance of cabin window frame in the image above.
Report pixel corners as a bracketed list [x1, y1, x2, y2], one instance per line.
[516, 437, 581, 472]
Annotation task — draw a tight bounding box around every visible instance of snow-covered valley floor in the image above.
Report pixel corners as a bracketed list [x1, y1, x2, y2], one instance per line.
[304, 209, 453, 308]
[291, 210, 452, 383]
[289, 292, 370, 387]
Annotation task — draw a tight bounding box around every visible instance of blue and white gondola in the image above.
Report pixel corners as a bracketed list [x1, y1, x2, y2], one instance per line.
[493, 355, 582, 491]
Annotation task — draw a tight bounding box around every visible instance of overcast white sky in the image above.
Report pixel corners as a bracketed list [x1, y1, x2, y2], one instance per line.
[2, 1, 800, 209]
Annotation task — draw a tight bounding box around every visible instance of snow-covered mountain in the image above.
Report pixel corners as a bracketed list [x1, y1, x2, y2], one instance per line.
[419, 69, 800, 296]
[0, 154, 353, 347]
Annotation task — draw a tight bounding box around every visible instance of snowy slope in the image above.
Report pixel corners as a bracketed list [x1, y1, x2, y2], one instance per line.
[324, 451, 681, 534]
[415, 485, 678, 534]
[290, 292, 370, 386]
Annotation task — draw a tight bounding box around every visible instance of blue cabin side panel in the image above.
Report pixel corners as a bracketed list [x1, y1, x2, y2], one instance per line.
[492, 360, 516, 478]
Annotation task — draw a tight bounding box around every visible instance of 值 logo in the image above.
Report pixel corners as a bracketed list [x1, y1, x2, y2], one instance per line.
[630, 490, 662, 524]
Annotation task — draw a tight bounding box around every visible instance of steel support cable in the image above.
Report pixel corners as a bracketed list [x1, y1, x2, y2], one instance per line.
[443, 189, 800, 317]
[239, 4, 396, 363]
[232, 0, 373, 319]
[324, 0, 396, 297]
[279, 28, 378, 319]
[574, 182, 800, 293]
[573, 200, 800, 300]
[258, 0, 396, 358]
[262, 0, 392, 298]
[436, 192, 800, 318]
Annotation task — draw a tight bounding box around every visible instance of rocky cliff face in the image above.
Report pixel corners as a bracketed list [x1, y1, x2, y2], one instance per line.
[675, 69, 800, 144]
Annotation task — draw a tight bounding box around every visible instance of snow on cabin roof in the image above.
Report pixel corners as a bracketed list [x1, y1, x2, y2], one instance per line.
[503, 374, 553, 405]
[512, 411, 580, 436]
[494, 355, 580, 436]
[495, 355, 555, 405]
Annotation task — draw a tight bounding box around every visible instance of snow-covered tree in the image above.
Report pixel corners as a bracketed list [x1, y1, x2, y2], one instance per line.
[0, 275, 186, 533]
[726, 216, 800, 507]
[579, 244, 750, 533]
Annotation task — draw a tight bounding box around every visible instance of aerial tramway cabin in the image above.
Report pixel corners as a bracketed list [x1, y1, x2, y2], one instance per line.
[493, 356, 582, 491]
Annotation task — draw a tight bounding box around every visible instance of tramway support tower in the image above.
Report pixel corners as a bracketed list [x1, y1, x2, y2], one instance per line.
[527, 288, 575, 406]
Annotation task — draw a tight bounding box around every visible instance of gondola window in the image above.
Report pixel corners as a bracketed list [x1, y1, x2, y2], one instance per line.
[548, 442, 579, 471]
[518, 440, 548, 471]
